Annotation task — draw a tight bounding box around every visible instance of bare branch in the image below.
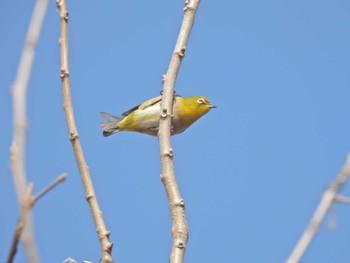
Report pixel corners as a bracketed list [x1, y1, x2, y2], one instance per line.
[33, 173, 67, 202]
[10, 0, 48, 262]
[7, 174, 67, 263]
[158, 1, 201, 262]
[334, 195, 350, 204]
[56, 0, 113, 262]
[285, 153, 350, 263]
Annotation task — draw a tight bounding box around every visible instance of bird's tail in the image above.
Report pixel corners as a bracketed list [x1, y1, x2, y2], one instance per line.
[100, 112, 123, 137]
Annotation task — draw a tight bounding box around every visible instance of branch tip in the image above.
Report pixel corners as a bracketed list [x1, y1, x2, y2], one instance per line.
[57, 173, 68, 182]
[34, 173, 68, 202]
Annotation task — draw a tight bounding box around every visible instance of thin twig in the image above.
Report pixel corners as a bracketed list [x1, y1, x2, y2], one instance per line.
[334, 195, 350, 204]
[7, 174, 67, 263]
[34, 173, 67, 201]
[285, 153, 350, 263]
[56, 1, 113, 262]
[158, 1, 201, 262]
[10, 0, 48, 262]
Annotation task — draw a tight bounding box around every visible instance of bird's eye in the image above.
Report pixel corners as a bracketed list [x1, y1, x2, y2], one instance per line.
[197, 98, 205, 104]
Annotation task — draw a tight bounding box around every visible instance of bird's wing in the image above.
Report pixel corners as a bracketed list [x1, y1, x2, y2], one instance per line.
[121, 96, 162, 116]
[121, 95, 181, 117]
[138, 95, 163, 110]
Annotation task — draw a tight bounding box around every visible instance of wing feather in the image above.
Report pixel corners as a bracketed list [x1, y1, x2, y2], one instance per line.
[121, 95, 180, 117]
[121, 95, 162, 116]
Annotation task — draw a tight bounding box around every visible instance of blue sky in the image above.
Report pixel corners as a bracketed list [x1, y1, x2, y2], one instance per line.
[1, 1, 350, 262]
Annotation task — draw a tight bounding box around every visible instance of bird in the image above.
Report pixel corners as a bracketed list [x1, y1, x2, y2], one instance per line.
[101, 95, 216, 137]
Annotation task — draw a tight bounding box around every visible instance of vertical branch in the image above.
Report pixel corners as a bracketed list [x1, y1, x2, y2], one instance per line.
[285, 154, 350, 263]
[158, 1, 201, 263]
[56, 1, 113, 262]
[10, 0, 48, 262]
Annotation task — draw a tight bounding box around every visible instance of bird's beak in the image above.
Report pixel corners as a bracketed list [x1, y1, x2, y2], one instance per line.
[209, 104, 217, 109]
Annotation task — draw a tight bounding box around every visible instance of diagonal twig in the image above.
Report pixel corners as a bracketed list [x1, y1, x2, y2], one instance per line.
[158, 1, 201, 262]
[56, 0, 113, 262]
[334, 194, 350, 204]
[285, 153, 350, 263]
[7, 174, 67, 263]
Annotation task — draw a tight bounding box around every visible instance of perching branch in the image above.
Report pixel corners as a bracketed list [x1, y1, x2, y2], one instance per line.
[7, 174, 67, 263]
[10, 0, 48, 262]
[286, 153, 350, 263]
[56, 1, 113, 262]
[158, 1, 201, 263]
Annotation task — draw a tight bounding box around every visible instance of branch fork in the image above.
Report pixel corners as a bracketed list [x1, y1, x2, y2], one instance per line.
[286, 153, 350, 263]
[7, 174, 67, 263]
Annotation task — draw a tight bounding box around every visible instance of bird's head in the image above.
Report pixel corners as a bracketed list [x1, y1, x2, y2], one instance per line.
[176, 96, 216, 124]
[190, 96, 216, 115]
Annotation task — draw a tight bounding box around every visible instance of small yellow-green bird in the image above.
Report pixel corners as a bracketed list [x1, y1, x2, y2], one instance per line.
[101, 95, 216, 137]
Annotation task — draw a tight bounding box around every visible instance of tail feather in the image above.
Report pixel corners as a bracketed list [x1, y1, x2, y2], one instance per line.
[100, 112, 122, 137]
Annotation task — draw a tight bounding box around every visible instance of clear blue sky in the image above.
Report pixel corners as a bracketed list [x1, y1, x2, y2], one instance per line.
[1, 1, 350, 262]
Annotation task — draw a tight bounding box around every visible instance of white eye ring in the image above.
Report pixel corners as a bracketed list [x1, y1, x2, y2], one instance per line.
[197, 98, 205, 104]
